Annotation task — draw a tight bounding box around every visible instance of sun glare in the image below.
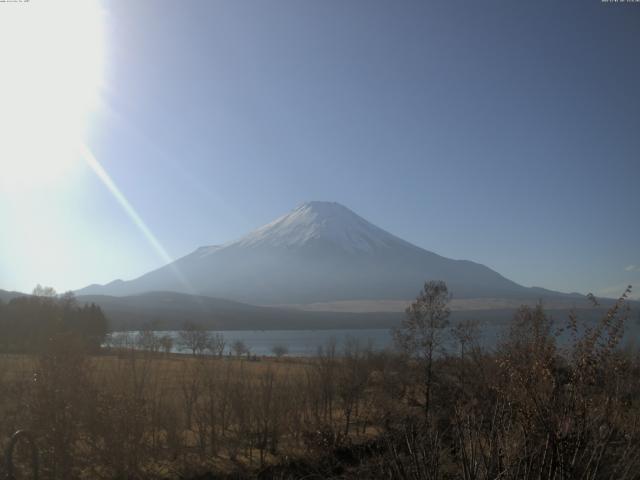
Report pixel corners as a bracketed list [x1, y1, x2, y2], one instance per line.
[0, 0, 105, 191]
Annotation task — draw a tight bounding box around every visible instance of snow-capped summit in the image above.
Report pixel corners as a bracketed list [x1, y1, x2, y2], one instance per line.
[76, 201, 571, 305]
[229, 201, 406, 253]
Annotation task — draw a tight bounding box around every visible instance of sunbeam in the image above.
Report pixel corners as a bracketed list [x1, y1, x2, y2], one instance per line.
[80, 144, 195, 294]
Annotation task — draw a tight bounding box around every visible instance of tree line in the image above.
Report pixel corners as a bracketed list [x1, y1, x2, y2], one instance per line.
[0, 285, 108, 353]
[108, 322, 291, 359]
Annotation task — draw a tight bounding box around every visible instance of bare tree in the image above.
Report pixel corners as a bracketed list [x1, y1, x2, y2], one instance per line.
[451, 319, 480, 361]
[271, 344, 289, 359]
[337, 337, 370, 435]
[159, 334, 174, 355]
[32, 284, 57, 297]
[137, 329, 160, 353]
[315, 337, 338, 425]
[393, 280, 450, 419]
[107, 331, 135, 351]
[206, 333, 226, 357]
[231, 339, 248, 358]
[178, 322, 211, 356]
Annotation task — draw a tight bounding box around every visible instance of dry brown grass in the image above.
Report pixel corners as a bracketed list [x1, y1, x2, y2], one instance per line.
[0, 347, 389, 479]
[1, 288, 639, 479]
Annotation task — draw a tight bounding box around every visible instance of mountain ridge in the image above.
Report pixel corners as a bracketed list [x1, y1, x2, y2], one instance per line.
[76, 201, 581, 304]
[2, 287, 632, 332]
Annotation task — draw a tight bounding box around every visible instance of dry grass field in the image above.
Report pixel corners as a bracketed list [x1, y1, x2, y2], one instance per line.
[0, 344, 394, 479]
[1, 286, 640, 479]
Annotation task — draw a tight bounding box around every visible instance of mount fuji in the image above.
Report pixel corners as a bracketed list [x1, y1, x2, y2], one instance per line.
[76, 201, 573, 305]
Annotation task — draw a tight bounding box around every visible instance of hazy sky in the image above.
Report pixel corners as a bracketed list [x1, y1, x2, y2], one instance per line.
[1, 0, 638, 299]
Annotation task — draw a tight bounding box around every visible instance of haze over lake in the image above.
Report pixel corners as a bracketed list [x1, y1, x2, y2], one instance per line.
[112, 319, 640, 357]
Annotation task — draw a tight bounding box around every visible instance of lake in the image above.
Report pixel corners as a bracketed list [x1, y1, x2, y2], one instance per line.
[109, 324, 509, 356]
[109, 314, 640, 357]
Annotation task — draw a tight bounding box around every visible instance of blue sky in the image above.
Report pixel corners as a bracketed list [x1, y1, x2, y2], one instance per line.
[1, 0, 638, 299]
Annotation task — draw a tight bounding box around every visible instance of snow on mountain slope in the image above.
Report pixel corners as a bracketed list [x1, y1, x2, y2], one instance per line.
[227, 201, 409, 253]
[76, 201, 573, 304]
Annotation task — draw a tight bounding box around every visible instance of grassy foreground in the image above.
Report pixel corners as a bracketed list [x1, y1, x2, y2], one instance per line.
[1, 290, 639, 479]
[0, 347, 396, 479]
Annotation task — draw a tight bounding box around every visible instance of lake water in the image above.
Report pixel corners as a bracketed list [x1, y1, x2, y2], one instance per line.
[110, 316, 640, 357]
[110, 325, 507, 356]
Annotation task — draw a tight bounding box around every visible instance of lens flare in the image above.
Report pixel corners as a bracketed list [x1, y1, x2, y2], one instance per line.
[0, 0, 105, 190]
[80, 145, 195, 293]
